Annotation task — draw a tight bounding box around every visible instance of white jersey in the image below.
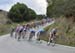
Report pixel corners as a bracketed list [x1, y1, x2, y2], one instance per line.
[18, 26, 23, 31]
[50, 28, 57, 37]
[51, 28, 56, 34]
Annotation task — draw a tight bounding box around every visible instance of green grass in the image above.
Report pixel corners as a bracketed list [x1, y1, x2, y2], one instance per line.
[0, 24, 11, 35]
[0, 21, 27, 36]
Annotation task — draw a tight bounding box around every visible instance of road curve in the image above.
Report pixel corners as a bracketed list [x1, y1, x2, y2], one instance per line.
[0, 34, 75, 53]
[0, 21, 75, 53]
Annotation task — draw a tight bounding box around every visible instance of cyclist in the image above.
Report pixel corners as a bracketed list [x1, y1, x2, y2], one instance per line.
[47, 28, 57, 46]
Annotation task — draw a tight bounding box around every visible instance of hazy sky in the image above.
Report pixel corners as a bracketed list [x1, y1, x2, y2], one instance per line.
[0, 0, 48, 15]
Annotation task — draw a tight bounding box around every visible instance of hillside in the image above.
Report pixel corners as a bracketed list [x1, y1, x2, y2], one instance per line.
[43, 17, 75, 47]
[45, 0, 75, 47]
[0, 10, 12, 35]
[0, 10, 9, 24]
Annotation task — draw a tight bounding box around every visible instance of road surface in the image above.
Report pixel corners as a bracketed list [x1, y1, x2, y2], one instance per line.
[0, 34, 75, 53]
[0, 21, 75, 53]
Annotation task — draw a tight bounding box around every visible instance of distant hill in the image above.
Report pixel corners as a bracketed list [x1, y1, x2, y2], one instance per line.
[0, 9, 11, 24]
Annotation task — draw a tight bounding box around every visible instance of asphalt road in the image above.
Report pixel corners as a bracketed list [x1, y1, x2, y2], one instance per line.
[0, 21, 75, 53]
[0, 34, 75, 53]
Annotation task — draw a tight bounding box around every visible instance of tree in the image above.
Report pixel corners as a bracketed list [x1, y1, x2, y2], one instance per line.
[47, 0, 75, 20]
[8, 2, 37, 22]
[27, 8, 36, 21]
[8, 3, 28, 22]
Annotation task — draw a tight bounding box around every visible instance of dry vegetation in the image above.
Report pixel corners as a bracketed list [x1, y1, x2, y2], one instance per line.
[43, 17, 75, 47]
